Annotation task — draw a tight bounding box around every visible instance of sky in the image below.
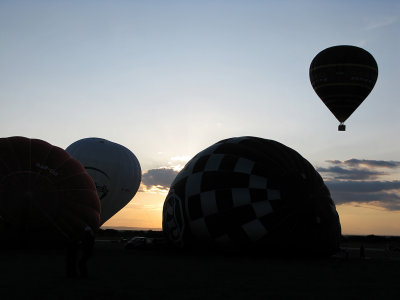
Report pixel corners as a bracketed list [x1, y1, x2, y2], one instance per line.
[1, 0, 399, 235]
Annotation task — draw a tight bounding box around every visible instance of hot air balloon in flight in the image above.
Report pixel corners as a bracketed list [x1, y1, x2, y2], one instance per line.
[66, 138, 141, 225]
[0, 136, 100, 243]
[162, 137, 341, 256]
[309, 45, 378, 131]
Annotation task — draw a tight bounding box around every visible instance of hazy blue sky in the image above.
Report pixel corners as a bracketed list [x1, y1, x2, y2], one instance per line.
[1, 1, 399, 234]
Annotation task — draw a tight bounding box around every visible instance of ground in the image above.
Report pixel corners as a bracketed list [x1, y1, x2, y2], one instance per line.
[1, 232, 400, 299]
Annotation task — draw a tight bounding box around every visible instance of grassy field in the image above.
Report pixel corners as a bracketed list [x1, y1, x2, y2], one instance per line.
[1, 233, 400, 299]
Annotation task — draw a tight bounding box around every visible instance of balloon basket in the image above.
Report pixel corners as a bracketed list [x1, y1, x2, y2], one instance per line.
[338, 124, 346, 131]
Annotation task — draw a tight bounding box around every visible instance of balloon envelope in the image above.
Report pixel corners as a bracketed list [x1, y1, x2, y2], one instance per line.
[163, 137, 341, 256]
[309, 45, 378, 129]
[0, 136, 100, 241]
[66, 138, 141, 225]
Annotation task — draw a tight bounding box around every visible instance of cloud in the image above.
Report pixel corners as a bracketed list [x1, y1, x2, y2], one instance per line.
[326, 180, 400, 194]
[342, 159, 400, 169]
[320, 159, 400, 210]
[326, 180, 400, 211]
[333, 191, 400, 211]
[319, 159, 400, 180]
[365, 16, 398, 30]
[325, 160, 342, 165]
[326, 159, 400, 169]
[317, 166, 386, 180]
[167, 156, 191, 171]
[138, 158, 400, 210]
[141, 168, 179, 192]
[139, 154, 191, 194]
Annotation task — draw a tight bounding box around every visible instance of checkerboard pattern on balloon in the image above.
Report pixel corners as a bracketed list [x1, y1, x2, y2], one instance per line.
[163, 136, 341, 253]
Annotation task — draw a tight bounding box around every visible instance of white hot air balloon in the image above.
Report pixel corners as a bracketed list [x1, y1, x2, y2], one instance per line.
[66, 138, 141, 225]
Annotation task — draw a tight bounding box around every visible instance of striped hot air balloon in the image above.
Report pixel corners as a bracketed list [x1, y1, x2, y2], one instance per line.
[309, 45, 378, 131]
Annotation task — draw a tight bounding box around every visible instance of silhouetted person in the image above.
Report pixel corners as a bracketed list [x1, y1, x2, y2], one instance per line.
[360, 244, 365, 259]
[65, 239, 79, 278]
[77, 226, 95, 278]
[340, 248, 349, 260]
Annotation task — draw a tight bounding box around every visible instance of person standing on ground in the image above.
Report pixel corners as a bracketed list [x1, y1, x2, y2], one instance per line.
[78, 226, 95, 278]
[360, 244, 365, 259]
[65, 238, 79, 278]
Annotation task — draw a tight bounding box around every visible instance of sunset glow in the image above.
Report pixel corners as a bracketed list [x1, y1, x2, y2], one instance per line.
[103, 191, 165, 230]
[1, 1, 399, 236]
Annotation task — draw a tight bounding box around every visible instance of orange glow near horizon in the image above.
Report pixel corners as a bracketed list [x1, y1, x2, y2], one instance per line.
[102, 191, 165, 230]
[103, 191, 400, 236]
[337, 203, 400, 236]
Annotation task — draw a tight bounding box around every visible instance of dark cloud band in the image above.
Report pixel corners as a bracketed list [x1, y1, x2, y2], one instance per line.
[141, 168, 178, 190]
[326, 180, 400, 193]
[317, 166, 385, 180]
[326, 159, 400, 169]
[319, 159, 400, 210]
[326, 180, 400, 211]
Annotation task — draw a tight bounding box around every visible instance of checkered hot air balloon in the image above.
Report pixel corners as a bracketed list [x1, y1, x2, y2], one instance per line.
[163, 137, 341, 256]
